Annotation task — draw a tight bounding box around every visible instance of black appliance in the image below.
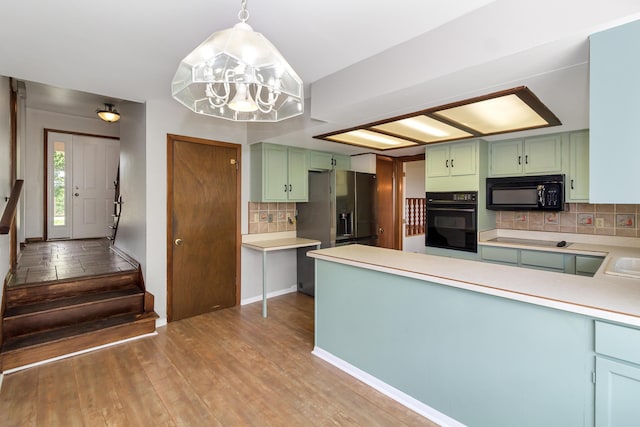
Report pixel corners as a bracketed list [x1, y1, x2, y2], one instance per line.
[425, 191, 478, 253]
[486, 174, 564, 211]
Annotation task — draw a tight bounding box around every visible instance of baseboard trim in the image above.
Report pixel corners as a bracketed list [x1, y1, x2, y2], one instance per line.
[155, 318, 168, 328]
[312, 347, 466, 427]
[240, 285, 297, 306]
[3, 332, 158, 374]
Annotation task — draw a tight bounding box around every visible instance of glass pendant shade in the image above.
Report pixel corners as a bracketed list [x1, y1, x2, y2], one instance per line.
[172, 20, 303, 122]
[96, 104, 120, 123]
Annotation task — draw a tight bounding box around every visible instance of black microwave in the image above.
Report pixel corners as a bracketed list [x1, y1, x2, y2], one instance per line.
[486, 174, 564, 211]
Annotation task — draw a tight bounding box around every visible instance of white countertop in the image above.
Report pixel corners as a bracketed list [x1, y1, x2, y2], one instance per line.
[308, 242, 640, 327]
[242, 237, 321, 252]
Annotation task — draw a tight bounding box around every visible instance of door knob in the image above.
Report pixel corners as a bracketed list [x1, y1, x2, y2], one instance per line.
[174, 238, 183, 246]
[74, 193, 79, 197]
[378, 227, 384, 234]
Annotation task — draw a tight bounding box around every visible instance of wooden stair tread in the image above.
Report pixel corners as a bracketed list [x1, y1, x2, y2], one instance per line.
[5, 286, 143, 317]
[1, 312, 158, 353]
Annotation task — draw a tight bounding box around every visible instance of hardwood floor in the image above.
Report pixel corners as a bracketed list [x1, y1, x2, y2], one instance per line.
[0, 293, 438, 426]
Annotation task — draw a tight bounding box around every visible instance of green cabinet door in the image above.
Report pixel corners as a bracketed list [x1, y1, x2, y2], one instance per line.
[287, 148, 308, 201]
[262, 144, 289, 201]
[567, 131, 590, 202]
[596, 357, 640, 427]
[523, 134, 563, 174]
[489, 139, 522, 176]
[251, 143, 308, 202]
[332, 154, 351, 170]
[308, 150, 333, 170]
[426, 144, 450, 178]
[450, 141, 477, 176]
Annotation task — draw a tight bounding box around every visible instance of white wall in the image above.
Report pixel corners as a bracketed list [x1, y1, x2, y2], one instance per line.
[144, 96, 249, 321]
[0, 76, 11, 309]
[24, 108, 119, 239]
[114, 102, 146, 268]
[403, 160, 426, 253]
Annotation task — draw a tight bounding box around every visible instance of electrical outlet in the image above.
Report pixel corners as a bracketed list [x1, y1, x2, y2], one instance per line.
[596, 218, 605, 228]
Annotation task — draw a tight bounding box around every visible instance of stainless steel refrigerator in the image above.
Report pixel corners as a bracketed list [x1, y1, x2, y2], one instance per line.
[296, 169, 377, 295]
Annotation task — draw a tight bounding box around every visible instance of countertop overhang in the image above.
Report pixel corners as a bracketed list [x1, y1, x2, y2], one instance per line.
[308, 243, 640, 327]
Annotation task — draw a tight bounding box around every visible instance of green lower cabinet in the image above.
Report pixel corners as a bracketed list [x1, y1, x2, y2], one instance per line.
[480, 246, 604, 276]
[595, 321, 640, 427]
[520, 249, 565, 272]
[596, 357, 640, 427]
[480, 246, 519, 265]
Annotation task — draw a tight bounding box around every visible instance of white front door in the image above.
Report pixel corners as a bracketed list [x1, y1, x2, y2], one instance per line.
[46, 132, 119, 240]
[71, 135, 120, 239]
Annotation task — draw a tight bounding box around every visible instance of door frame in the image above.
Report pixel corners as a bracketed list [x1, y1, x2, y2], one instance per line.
[43, 128, 120, 241]
[393, 153, 425, 251]
[166, 134, 242, 322]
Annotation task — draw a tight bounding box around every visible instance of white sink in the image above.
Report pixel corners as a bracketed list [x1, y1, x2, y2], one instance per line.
[605, 257, 640, 279]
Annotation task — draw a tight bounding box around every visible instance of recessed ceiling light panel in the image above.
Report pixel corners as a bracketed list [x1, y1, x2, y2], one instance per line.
[371, 115, 473, 143]
[326, 129, 418, 150]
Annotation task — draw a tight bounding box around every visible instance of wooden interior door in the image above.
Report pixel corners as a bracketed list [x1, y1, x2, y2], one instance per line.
[167, 134, 240, 321]
[376, 155, 396, 249]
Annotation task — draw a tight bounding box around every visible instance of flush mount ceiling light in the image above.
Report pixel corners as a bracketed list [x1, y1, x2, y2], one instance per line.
[171, 0, 303, 122]
[314, 87, 561, 150]
[96, 103, 120, 123]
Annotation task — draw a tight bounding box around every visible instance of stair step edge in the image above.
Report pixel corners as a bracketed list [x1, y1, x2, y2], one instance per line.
[4, 288, 144, 318]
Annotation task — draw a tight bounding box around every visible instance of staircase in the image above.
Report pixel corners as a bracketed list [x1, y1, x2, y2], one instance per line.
[1, 269, 158, 371]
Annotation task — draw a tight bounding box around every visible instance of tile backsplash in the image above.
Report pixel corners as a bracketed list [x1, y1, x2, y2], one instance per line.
[248, 202, 296, 234]
[495, 203, 639, 238]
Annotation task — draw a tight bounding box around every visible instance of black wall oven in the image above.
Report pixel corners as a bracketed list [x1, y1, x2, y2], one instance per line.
[426, 191, 478, 253]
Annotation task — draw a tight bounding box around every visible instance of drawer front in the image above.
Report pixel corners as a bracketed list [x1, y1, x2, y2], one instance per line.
[576, 256, 604, 276]
[481, 246, 518, 264]
[520, 250, 565, 270]
[595, 321, 640, 365]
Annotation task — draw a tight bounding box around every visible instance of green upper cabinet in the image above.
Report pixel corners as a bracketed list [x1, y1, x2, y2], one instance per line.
[426, 140, 483, 191]
[489, 135, 562, 177]
[565, 130, 590, 203]
[251, 143, 308, 202]
[308, 150, 351, 171]
[590, 20, 640, 203]
[426, 140, 477, 178]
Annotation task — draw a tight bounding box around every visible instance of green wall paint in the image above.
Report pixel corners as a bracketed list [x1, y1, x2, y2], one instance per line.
[315, 260, 594, 427]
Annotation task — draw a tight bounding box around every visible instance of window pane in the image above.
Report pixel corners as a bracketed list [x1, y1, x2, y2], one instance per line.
[53, 142, 65, 226]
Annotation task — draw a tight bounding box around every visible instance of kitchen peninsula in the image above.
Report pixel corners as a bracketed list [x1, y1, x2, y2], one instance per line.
[308, 243, 640, 427]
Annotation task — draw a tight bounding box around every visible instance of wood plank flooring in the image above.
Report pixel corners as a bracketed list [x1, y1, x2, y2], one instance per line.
[0, 293, 438, 426]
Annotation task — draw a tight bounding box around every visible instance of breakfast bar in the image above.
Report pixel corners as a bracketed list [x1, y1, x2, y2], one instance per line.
[308, 244, 640, 427]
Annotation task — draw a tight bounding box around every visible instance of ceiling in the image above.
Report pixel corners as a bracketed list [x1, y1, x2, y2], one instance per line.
[2, 1, 640, 156]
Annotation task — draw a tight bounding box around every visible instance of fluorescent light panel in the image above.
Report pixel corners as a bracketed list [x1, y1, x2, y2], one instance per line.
[314, 87, 560, 150]
[371, 116, 473, 143]
[433, 94, 548, 134]
[326, 130, 418, 150]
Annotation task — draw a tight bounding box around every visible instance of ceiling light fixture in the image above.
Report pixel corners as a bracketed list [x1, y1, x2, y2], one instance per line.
[96, 103, 120, 123]
[314, 87, 561, 150]
[171, 0, 303, 122]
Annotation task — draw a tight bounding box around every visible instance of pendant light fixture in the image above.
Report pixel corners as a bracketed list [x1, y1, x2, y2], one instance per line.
[171, 0, 303, 122]
[96, 103, 121, 123]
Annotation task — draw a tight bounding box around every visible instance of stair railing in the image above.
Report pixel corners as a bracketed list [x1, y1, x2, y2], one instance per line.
[1, 179, 24, 234]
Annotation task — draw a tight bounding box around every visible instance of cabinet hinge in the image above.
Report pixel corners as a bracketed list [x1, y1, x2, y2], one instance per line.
[591, 371, 596, 384]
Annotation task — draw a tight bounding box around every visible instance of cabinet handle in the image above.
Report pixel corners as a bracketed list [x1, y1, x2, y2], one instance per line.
[525, 155, 529, 164]
[289, 184, 292, 192]
[284, 184, 288, 192]
[445, 159, 449, 168]
[451, 158, 454, 168]
[518, 155, 521, 165]
[571, 179, 574, 190]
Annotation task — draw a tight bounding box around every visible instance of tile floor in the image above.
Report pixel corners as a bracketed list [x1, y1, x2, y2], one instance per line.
[9, 239, 136, 288]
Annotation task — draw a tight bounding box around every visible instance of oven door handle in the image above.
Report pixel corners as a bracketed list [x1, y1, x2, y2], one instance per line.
[427, 207, 476, 213]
